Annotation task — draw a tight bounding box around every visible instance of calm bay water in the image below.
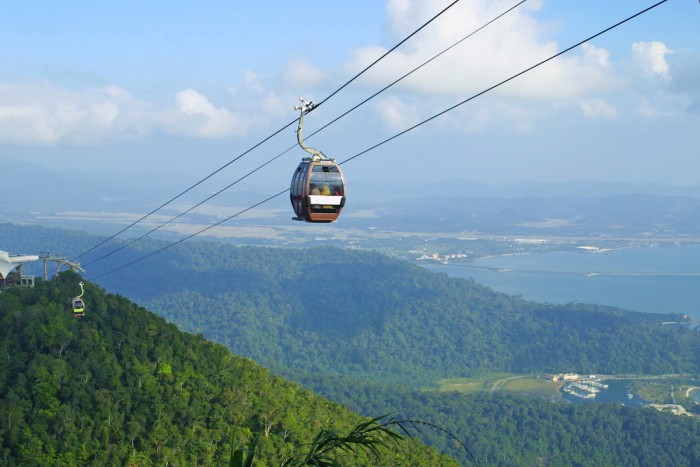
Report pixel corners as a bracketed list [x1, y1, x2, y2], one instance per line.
[423, 244, 700, 322]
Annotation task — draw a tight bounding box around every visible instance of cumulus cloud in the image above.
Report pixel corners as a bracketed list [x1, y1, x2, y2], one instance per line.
[632, 41, 671, 82]
[446, 99, 544, 134]
[0, 82, 258, 145]
[261, 92, 294, 118]
[0, 83, 154, 145]
[374, 96, 420, 131]
[172, 89, 247, 138]
[347, 0, 618, 100]
[244, 71, 264, 93]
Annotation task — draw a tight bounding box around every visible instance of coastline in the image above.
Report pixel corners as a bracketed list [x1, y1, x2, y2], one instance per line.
[422, 243, 700, 319]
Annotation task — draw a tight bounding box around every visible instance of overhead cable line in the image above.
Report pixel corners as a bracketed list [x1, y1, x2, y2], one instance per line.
[88, 0, 667, 282]
[72, 0, 463, 265]
[84, 0, 523, 268]
[313, 0, 462, 110]
[88, 188, 289, 281]
[307, 0, 528, 143]
[340, 0, 669, 166]
[81, 147, 293, 269]
[71, 121, 295, 263]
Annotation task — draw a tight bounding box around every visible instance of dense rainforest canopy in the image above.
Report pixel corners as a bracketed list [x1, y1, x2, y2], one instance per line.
[4, 222, 700, 465]
[87, 240, 700, 384]
[299, 373, 700, 465]
[0, 272, 454, 465]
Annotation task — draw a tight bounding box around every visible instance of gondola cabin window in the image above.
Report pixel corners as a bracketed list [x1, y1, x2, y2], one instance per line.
[310, 165, 343, 196]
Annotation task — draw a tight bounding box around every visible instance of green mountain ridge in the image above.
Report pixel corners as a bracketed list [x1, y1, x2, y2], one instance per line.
[4, 222, 700, 465]
[92, 243, 700, 384]
[0, 272, 453, 465]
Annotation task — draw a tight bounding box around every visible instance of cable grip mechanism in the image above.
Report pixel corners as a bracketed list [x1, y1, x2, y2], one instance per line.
[294, 97, 316, 115]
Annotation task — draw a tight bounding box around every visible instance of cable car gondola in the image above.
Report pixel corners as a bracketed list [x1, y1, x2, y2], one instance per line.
[290, 98, 346, 223]
[72, 281, 85, 317]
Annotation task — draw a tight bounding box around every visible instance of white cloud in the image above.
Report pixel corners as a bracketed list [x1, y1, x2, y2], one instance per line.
[0, 82, 259, 145]
[347, 0, 618, 101]
[261, 92, 293, 118]
[446, 99, 545, 134]
[0, 83, 151, 145]
[632, 41, 671, 82]
[340, 0, 697, 137]
[244, 71, 264, 93]
[581, 43, 611, 68]
[578, 98, 618, 119]
[374, 96, 420, 131]
[173, 89, 246, 138]
[283, 60, 327, 89]
[634, 97, 666, 118]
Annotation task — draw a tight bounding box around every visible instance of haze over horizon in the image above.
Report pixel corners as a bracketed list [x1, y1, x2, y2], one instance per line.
[2, 0, 699, 208]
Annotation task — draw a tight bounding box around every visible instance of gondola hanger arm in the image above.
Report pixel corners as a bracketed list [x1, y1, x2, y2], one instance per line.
[294, 97, 328, 161]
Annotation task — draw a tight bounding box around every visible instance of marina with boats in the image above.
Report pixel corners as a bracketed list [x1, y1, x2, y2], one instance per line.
[562, 377, 609, 399]
[555, 374, 699, 416]
[551, 373, 647, 406]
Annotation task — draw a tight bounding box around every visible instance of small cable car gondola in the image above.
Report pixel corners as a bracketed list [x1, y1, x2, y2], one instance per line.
[72, 281, 85, 317]
[290, 99, 346, 223]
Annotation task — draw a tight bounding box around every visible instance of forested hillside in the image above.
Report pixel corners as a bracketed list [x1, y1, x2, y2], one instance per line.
[297, 374, 700, 466]
[90, 242, 700, 385]
[4, 222, 699, 381]
[0, 272, 454, 465]
[4, 222, 700, 465]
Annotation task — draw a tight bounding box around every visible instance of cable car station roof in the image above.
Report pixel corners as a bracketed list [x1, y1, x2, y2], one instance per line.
[0, 250, 39, 279]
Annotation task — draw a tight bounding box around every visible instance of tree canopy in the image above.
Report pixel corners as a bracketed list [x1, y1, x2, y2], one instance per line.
[0, 272, 454, 465]
[90, 242, 700, 384]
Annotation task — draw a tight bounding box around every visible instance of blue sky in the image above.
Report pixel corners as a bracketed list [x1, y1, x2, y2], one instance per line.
[1, 0, 699, 193]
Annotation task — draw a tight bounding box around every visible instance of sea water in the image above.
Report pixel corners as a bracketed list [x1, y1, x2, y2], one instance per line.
[423, 244, 700, 322]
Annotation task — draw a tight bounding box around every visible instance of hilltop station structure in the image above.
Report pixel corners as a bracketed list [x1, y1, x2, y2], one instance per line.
[0, 250, 84, 288]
